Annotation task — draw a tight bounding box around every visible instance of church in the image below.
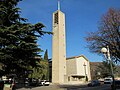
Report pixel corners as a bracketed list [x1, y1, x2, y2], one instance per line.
[51, 1, 91, 84]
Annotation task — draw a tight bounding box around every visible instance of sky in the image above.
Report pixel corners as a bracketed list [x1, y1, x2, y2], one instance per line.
[18, 0, 120, 62]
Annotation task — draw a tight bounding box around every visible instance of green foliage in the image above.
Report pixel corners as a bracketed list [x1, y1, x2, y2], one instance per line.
[96, 61, 116, 78]
[115, 65, 120, 77]
[29, 50, 49, 80]
[44, 49, 48, 60]
[40, 59, 49, 80]
[86, 8, 120, 63]
[0, 0, 51, 76]
[29, 59, 49, 80]
[43, 49, 49, 80]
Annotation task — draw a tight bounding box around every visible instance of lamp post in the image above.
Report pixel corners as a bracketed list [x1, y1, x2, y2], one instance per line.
[101, 46, 115, 90]
[83, 62, 87, 81]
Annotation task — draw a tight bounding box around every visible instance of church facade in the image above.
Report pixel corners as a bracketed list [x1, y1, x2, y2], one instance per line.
[50, 55, 91, 84]
[66, 55, 91, 83]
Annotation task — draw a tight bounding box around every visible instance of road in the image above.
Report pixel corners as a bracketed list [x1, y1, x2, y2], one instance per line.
[67, 85, 111, 90]
[17, 84, 111, 90]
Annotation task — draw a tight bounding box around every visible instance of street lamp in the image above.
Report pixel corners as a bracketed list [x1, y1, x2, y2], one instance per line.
[101, 46, 115, 90]
[83, 62, 87, 81]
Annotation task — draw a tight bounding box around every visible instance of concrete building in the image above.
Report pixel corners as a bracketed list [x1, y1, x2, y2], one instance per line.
[66, 55, 91, 83]
[52, 1, 91, 84]
[52, 1, 66, 84]
[50, 55, 91, 84]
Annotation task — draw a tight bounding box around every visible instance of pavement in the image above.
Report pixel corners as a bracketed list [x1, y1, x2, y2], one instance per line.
[16, 83, 120, 90]
[16, 85, 66, 90]
[16, 83, 96, 90]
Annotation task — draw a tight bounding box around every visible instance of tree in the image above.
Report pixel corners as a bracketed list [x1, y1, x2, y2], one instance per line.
[28, 59, 44, 79]
[96, 61, 116, 78]
[29, 58, 49, 80]
[115, 65, 120, 77]
[44, 49, 48, 60]
[0, 0, 51, 76]
[86, 8, 120, 63]
[27, 50, 49, 80]
[43, 49, 49, 80]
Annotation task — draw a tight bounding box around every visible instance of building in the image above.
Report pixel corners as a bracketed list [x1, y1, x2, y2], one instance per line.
[66, 55, 91, 83]
[49, 55, 91, 84]
[52, 1, 66, 84]
[52, 1, 91, 84]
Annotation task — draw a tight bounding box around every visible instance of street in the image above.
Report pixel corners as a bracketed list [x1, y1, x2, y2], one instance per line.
[66, 85, 111, 90]
[16, 84, 111, 90]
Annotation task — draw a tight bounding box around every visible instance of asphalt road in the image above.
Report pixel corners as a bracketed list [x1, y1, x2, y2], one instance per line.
[67, 85, 111, 90]
[60, 84, 111, 90]
[16, 84, 111, 90]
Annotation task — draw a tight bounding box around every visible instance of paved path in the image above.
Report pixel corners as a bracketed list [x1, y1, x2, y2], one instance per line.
[16, 84, 113, 90]
[17, 85, 66, 90]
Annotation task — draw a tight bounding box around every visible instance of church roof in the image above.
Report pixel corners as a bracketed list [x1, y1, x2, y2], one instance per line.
[49, 55, 90, 62]
[66, 55, 89, 61]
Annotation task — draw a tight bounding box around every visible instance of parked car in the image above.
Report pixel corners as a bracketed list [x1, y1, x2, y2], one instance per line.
[0, 80, 4, 90]
[111, 80, 120, 90]
[40, 80, 50, 86]
[88, 80, 100, 87]
[104, 77, 113, 84]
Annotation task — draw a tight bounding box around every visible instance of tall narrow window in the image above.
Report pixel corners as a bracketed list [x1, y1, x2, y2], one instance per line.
[54, 12, 58, 24]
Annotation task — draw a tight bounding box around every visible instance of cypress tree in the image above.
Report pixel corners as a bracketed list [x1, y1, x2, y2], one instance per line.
[43, 49, 49, 80]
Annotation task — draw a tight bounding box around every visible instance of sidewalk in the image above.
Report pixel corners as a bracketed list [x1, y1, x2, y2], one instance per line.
[16, 82, 88, 90]
[16, 85, 66, 90]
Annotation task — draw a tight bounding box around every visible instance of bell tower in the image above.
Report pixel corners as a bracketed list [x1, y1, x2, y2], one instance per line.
[52, 0, 66, 84]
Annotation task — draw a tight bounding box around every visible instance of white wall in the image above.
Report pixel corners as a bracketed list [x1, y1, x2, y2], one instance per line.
[76, 58, 85, 76]
[66, 56, 91, 81]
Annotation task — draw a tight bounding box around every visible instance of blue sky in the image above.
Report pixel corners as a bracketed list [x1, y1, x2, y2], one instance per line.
[18, 0, 120, 62]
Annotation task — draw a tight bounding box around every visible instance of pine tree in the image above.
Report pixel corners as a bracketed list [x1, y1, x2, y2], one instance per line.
[0, 0, 51, 76]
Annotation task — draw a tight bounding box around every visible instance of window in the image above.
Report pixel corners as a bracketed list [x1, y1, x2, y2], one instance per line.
[54, 12, 58, 24]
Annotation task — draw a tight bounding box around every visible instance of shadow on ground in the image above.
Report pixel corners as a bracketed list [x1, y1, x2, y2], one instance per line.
[16, 83, 43, 89]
